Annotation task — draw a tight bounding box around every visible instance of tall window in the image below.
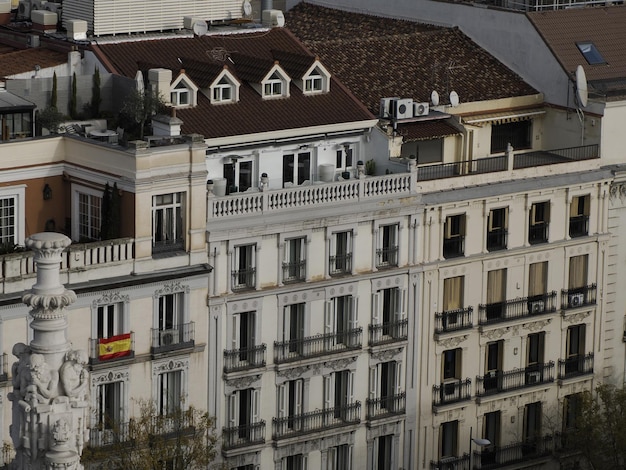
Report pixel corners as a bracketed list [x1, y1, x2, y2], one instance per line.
[484, 340, 503, 392]
[326, 296, 357, 346]
[370, 361, 401, 411]
[376, 435, 393, 470]
[443, 276, 464, 313]
[96, 381, 123, 429]
[377, 224, 399, 268]
[443, 214, 465, 258]
[97, 303, 124, 339]
[324, 370, 354, 419]
[283, 303, 305, 353]
[283, 237, 306, 283]
[78, 191, 102, 241]
[0, 196, 16, 245]
[523, 402, 542, 447]
[487, 207, 508, 251]
[158, 370, 182, 416]
[223, 159, 253, 194]
[282, 454, 307, 470]
[491, 120, 532, 154]
[157, 293, 183, 346]
[526, 332, 545, 385]
[373, 287, 403, 337]
[328, 444, 352, 470]
[330, 230, 352, 275]
[233, 244, 256, 290]
[152, 193, 184, 253]
[232, 311, 256, 360]
[283, 153, 311, 187]
[528, 262, 548, 314]
[228, 388, 260, 439]
[570, 195, 590, 238]
[336, 145, 354, 171]
[486, 269, 506, 321]
[277, 379, 304, 430]
[568, 255, 588, 306]
[440, 420, 458, 459]
[529, 201, 550, 244]
[566, 324, 586, 361]
[442, 348, 462, 381]
[563, 393, 582, 431]
[482, 411, 500, 465]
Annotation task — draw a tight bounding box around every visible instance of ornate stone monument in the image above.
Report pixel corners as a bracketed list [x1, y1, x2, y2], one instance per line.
[8, 233, 89, 470]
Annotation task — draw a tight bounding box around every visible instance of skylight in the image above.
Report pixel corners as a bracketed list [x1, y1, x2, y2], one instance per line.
[576, 42, 606, 65]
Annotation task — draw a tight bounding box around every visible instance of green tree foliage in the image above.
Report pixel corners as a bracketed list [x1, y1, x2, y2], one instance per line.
[51, 72, 57, 109]
[91, 67, 101, 117]
[69, 72, 78, 119]
[38, 106, 64, 134]
[121, 88, 166, 140]
[81, 400, 219, 470]
[565, 384, 626, 470]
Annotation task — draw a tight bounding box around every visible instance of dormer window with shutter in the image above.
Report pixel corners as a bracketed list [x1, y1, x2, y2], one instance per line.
[303, 63, 330, 94]
[262, 66, 290, 99]
[209, 70, 240, 105]
[169, 73, 198, 108]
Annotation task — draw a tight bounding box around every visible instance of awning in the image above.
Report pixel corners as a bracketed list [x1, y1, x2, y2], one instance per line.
[396, 120, 461, 142]
[462, 108, 546, 126]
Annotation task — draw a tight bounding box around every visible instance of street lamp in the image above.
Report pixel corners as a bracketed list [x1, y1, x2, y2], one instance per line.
[469, 426, 491, 470]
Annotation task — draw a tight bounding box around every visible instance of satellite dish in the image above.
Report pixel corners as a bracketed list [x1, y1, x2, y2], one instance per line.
[243, 0, 252, 16]
[193, 20, 208, 36]
[449, 91, 459, 107]
[575, 64, 588, 108]
[431, 90, 440, 106]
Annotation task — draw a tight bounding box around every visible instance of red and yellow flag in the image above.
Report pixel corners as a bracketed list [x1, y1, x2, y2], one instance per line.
[99, 333, 132, 360]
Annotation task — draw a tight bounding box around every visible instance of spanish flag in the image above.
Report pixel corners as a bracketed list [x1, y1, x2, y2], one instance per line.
[99, 333, 132, 360]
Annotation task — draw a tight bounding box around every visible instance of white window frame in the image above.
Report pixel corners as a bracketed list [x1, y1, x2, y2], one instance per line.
[71, 184, 102, 242]
[336, 143, 356, 172]
[261, 66, 290, 99]
[232, 243, 257, 289]
[91, 368, 130, 429]
[169, 74, 197, 107]
[152, 192, 185, 252]
[329, 229, 353, 275]
[171, 83, 190, 107]
[209, 70, 240, 104]
[0, 185, 26, 247]
[301, 61, 331, 94]
[90, 292, 130, 339]
[152, 282, 190, 332]
[152, 357, 189, 414]
[327, 444, 353, 470]
[228, 388, 261, 429]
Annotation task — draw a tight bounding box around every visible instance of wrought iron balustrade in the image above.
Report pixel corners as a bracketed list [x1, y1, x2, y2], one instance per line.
[478, 292, 557, 325]
[368, 319, 408, 345]
[366, 393, 406, 420]
[272, 402, 361, 439]
[558, 353, 594, 379]
[476, 362, 554, 397]
[223, 344, 267, 373]
[435, 308, 473, 334]
[274, 328, 362, 364]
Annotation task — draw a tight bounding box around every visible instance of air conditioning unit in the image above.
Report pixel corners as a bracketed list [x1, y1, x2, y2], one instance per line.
[379, 97, 399, 119]
[160, 329, 180, 346]
[27, 34, 40, 48]
[262, 9, 285, 28]
[529, 300, 545, 314]
[18, 0, 30, 18]
[569, 293, 584, 308]
[392, 98, 413, 120]
[413, 101, 430, 116]
[527, 371, 541, 384]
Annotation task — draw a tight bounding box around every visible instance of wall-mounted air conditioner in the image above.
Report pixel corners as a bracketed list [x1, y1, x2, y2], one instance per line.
[18, 0, 31, 18]
[413, 102, 429, 116]
[569, 293, 584, 308]
[393, 98, 413, 120]
[379, 97, 399, 119]
[160, 328, 180, 346]
[529, 300, 545, 314]
[27, 34, 40, 48]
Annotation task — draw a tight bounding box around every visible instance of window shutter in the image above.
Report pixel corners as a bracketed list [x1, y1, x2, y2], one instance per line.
[347, 370, 355, 404]
[228, 393, 237, 428]
[231, 314, 240, 351]
[277, 383, 286, 418]
[395, 362, 402, 395]
[324, 375, 333, 409]
[372, 293, 380, 324]
[349, 296, 358, 330]
[294, 379, 303, 416]
[251, 389, 260, 424]
[324, 300, 333, 335]
[369, 366, 379, 399]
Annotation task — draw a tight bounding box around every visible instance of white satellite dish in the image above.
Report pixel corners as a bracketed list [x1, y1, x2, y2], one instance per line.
[243, 0, 252, 16]
[575, 64, 588, 108]
[449, 90, 459, 107]
[431, 90, 440, 106]
[193, 20, 208, 36]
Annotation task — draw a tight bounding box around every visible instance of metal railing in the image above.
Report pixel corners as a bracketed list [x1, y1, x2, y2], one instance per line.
[329, 253, 352, 275]
[368, 319, 408, 346]
[430, 454, 470, 470]
[88, 332, 135, 364]
[274, 328, 362, 364]
[231, 267, 256, 291]
[476, 362, 554, 397]
[222, 420, 266, 450]
[366, 393, 406, 420]
[223, 344, 267, 373]
[569, 215, 589, 238]
[434, 308, 473, 334]
[528, 222, 549, 244]
[376, 245, 398, 268]
[272, 402, 361, 439]
[486, 229, 507, 251]
[558, 353, 594, 379]
[282, 260, 306, 283]
[514, 145, 599, 168]
[443, 236, 465, 259]
[473, 434, 558, 469]
[560, 284, 596, 310]
[417, 156, 507, 182]
[432, 379, 472, 407]
[150, 322, 194, 351]
[88, 422, 131, 447]
[478, 292, 557, 325]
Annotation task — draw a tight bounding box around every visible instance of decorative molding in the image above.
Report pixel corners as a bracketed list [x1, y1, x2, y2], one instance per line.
[23, 291, 77, 314]
[563, 310, 591, 324]
[437, 335, 468, 348]
[370, 348, 403, 362]
[276, 366, 310, 380]
[92, 291, 130, 308]
[480, 327, 514, 340]
[323, 356, 357, 371]
[91, 369, 129, 386]
[609, 183, 626, 204]
[152, 357, 189, 376]
[153, 281, 190, 298]
[224, 374, 261, 389]
[522, 319, 552, 332]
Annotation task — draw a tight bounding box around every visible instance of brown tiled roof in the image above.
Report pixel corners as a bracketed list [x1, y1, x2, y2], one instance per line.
[94, 28, 374, 139]
[396, 120, 461, 142]
[0, 47, 67, 79]
[271, 49, 315, 78]
[527, 6, 626, 85]
[285, 3, 538, 115]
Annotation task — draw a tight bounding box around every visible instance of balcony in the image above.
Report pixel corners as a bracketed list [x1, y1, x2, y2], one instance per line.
[478, 292, 557, 326]
[558, 353, 594, 380]
[434, 308, 473, 334]
[366, 393, 406, 420]
[430, 455, 470, 470]
[272, 402, 361, 440]
[231, 267, 256, 291]
[528, 222, 549, 245]
[376, 245, 398, 268]
[432, 379, 472, 407]
[443, 236, 464, 259]
[418, 155, 507, 181]
[274, 328, 362, 364]
[561, 284, 596, 310]
[150, 322, 195, 354]
[223, 344, 267, 373]
[476, 362, 554, 397]
[89, 333, 135, 365]
[329, 253, 352, 276]
[569, 214, 589, 238]
[282, 260, 306, 283]
[222, 421, 266, 450]
[486, 228, 507, 252]
[368, 319, 408, 346]
[513, 144, 599, 168]
[88, 422, 131, 448]
[473, 434, 559, 469]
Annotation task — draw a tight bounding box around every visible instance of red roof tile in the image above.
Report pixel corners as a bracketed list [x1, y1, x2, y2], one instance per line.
[0, 47, 67, 79]
[397, 120, 461, 142]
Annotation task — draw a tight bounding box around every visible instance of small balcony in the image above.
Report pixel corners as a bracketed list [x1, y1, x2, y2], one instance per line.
[274, 328, 362, 364]
[528, 222, 549, 245]
[89, 333, 135, 365]
[473, 434, 559, 469]
[368, 319, 408, 346]
[432, 379, 472, 407]
[272, 402, 361, 440]
[434, 308, 473, 334]
[231, 267, 256, 291]
[569, 214, 589, 238]
[366, 393, 406, 420]
[376, 245, 398, 268]
[282, 260, 306, 283]
[329, 253, 352, 276]
[486, 228, 507, 252]
[223, 344, 267, 373]
[478, 292, 557, 326]
[561, 284, 596, 310]
[222, 420, 266, 450]
[150, 322, 194, 353]
[88, 422, 131, 448]
[476, 362, 555, 397]
[558, 353, 594, 380]
[430, 454, 470, 470]
[443, 236, 464, 259]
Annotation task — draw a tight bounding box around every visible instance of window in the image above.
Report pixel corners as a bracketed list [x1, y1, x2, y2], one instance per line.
[336, 145, 354, 171]
[282, 454, 307, 470]
[529, 201, 549, 244]
[370, 361, 401, 412]
[485, 269, 506, 321]
[326, 295, 357, 346]
[526, 332, 545, 385]
[377, 224, 399, 268]
[487, 207, 508, 251]
[0, 187, 24, 247]
[443, 214, 465, 258]
[443, 276, 464, 315]
[566, 324, 586, 360]
[233, 244, 256, 290]
[568, 254, 588, 301]
[528, 262, 548, 314]
[576, 42, 606, 65]
[4, 111, 32, 139]
[563, 393, 582, 431]
[372, 287, 404, 338]
[224, 159, 253, 194]
[376, 435, 393, 470]
[482, 411, 500, 465]
[264, 72, 283, 97]
[96, 381, 123, 429]
[158, 293, 183, 333]
[565, 324, 588, 376]
[157, 370, 182, 416]
[442, 349, 462, 381]
[304, 68, 323, 93]
[484, 340, 503, 392]
[282, 303, 305, 354]
[491, 120, 532, 154]
[97, 303, 124, 339]
[283, 237, 306, 283]
[152, 193, 184, 253]
[330, 230, 352, 275]
[231, 311, 256, 361]
[523, 402, 542, 449]
[282, 152, 311, 187]
[213, 77, 233, 103]
[570, 195, 590, 238]
[78, 191, 102, 241]
[277, 379, 304, 431]
[324, 370, 354, 420]
[170, 81, 189, 106]
[228, 388, 260, 441]
[440, 420, 458, 459]
[327, 444, 352, 470]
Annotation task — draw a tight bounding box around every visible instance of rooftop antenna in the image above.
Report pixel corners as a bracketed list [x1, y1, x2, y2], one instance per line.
[449, 91, 459, 107]
[193, 20, 208, 36]
[431, 90, 440, 106]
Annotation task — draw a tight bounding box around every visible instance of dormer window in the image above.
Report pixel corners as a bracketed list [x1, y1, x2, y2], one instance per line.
[171, 82, 190, 106]
[213, 78, 232, 102]
[208, 70, 240, 105]
[305, 71, 323, 92]
[301, 62, 331, 95]
[169, 73, 198, 108]
[264, 72, 283, 97]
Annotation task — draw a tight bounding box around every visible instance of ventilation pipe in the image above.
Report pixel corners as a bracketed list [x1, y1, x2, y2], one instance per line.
[261, 0, 272, 11]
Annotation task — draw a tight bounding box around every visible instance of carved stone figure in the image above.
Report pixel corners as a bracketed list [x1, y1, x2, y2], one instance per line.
[60, 350, 89, 401]
[11, 342, 31, 399]
[25, 353, 59, 404]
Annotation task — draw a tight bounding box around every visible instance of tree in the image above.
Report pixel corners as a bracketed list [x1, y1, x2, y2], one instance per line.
[564, 384, 626, 470]
[81, 400, 219, 470]
[91, 67, 102, 117]
[121, 88, 166, 140]
[69, 72, 78, 119]
[38, 106, 64, 134]
[51, 72, 57, 109]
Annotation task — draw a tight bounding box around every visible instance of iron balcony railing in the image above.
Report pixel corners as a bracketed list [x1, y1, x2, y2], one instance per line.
[418, 156, 507, 182]
[478, 292, 557, 325]
[152, 237, 184, 254]
[329, 253, 352, 276]
[222, 420, 266, 450]
[434, 307, 473, 334]
[430, 454, 470, 470]
[569, 214, 589, 238]
[432, 379, 472, 407]
[514, 144, 599, 169]
[476, 362, 555, 397]
[274, 328, 362, 364]
[366, 393, 406, 420]
[223, 344, 267, 373]
[368, 319, 408, 346]
[272, 402, 361, 440]
[231, 267, 256, 291]
[376, 245, 398, 268]
[486, 228, 507, 251]
[528, 222, 549, 245]
[558, 353, 594, 379]
[560, 284, 596, 310]
[443, 236, 465, 259]
[473, 434, 559, 469]
[282, 260, 306, 283]
[88, 422, 131, 447]
[150, 322, 194, 352]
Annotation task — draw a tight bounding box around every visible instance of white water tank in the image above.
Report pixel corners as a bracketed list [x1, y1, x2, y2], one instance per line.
[212, 177, 227, 196]
[319, 164, 335, 183]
